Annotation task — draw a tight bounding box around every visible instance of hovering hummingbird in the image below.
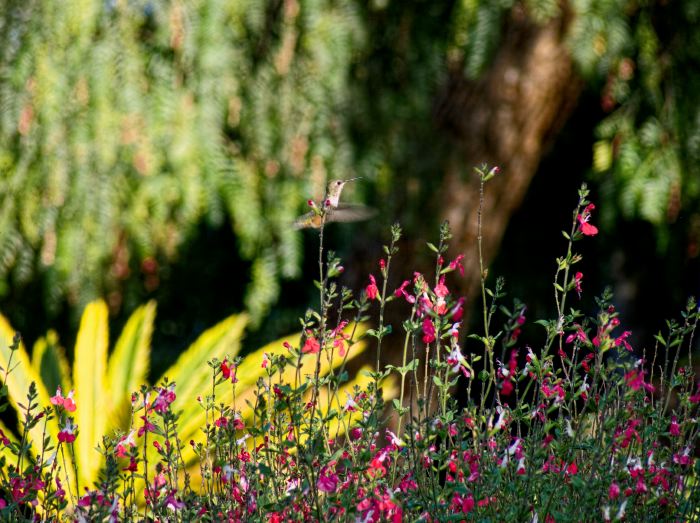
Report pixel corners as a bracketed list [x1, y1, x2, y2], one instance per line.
[294, 177, 375, 229]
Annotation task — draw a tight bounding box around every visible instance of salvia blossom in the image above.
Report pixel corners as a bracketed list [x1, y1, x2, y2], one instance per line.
[394, 280, 415, 304]
[448, 254, 465, 276]
[446, 343, 470, 378]
[58, 418, 77, 443]
[115, 430, 137, 458]
[50, 387, 77, 412]
[152, 384, 176, 414]
[422, 318, 436, 344]
[220, 358, 238, 383]
[302, 335, 320, 354]
[573, 271, 583, 298]
[577, 203, 598, 236]
[366, 274, 379, 301]
[317, 467, 338, 493]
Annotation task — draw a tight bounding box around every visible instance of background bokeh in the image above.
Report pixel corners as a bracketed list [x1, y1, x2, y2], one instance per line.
[1, 0, 698, 376]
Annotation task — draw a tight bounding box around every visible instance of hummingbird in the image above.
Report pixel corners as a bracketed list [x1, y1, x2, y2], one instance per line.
[294, 177, 375, 229]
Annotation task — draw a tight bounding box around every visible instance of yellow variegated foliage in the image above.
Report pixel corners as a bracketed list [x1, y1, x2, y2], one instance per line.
[0, 299, 387, 502]
[73, 301, 110, 487]
[31, 330, 71, 400]
[0, 315, 60, 457]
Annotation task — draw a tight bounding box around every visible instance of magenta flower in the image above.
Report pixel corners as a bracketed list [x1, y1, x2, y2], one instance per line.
[317, 467, 338, 493]
[448, 254, 465, 276]
[609, 482, 620, 499]
[152, 384, 176, 414]
[394, 280, 415, 304]
[624, 369, 655, 393]
[422, 318, 436, 344]
[574, 271, 583, 298]
[58, 419, 77, 444]
[670, 416, 680, 437]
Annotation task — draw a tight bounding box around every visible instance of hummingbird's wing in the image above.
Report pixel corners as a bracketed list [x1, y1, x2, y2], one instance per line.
[326, 204, 377, 223]
[293, 210, 318, 230]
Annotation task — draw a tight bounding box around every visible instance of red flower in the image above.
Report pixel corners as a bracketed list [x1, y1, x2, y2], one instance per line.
[58, 419, 77, 444]
[221, 358, 237, 382]
[366, 274, 379, 301]
[302, 336, 320, 354]
[577, 203, 598, 236]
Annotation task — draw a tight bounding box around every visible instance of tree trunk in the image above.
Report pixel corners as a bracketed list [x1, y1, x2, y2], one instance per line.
[435, 5, 583, 315]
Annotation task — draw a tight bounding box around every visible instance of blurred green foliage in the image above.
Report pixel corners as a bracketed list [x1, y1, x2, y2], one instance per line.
[0, 0, 365, 323]
[0, 0, 698, 339]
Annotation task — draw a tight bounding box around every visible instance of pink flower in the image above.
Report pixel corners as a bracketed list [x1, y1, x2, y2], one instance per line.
[574, 272, 583, 298]
[422, 318, 436, 344]
[565, 325, 589, 345]
[434, 277, 449, 298]
[115, 430, 137, 458]
[317, 467, 338, 493]
[609, 482, 620, 500]
[50, 387, 65, 407]
[448, 254, 465, 276]
[614, 330, 633, 351]
[138, 415, 157, 437]
[333, 337, 347, 357]
[451, 493, 474, 513]
[366, 274, 379, 301]
[577, 203, 599, 236]
[152, 384, 176, 414]
[50, 387, 77, 412]
[624, 369, 655, 393]
[690, 384, 700, 403]
[394, 280, 415, 304]
[302, 336, 320, 354]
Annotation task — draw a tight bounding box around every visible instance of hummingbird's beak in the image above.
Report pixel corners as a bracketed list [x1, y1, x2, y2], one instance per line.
[344, 176, 362, 183]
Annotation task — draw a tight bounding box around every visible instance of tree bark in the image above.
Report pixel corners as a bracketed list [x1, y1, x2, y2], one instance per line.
[435, 5, 583, 314]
